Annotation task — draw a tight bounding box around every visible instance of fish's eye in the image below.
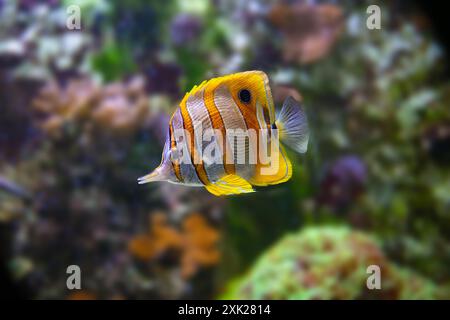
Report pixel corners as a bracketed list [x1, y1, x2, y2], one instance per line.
[238, 89, 251, 103]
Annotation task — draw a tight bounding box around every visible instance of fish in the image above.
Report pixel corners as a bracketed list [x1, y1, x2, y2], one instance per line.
[138, 70, 309, 196]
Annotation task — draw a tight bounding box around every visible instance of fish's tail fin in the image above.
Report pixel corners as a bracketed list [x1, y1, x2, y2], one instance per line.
[275, 96, 309, 154]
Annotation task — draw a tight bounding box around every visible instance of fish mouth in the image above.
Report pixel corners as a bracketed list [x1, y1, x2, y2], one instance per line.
[138, 161, 172, 184]
[137, 170, 161, 184]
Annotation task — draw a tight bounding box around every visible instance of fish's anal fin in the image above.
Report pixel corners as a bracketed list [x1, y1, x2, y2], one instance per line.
[205, 174, 254, 196]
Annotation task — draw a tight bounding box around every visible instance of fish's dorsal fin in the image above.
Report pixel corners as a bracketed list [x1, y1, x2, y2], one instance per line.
[182, 80, 208, 102]
[205, 174, 254, 196]
[181, 71, 275, 121]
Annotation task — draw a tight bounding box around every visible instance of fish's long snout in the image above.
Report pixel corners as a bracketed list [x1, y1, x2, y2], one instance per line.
[137, 166, 169, 184]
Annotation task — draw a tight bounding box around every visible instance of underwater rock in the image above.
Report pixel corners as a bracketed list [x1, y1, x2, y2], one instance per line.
[223, 227, 445, 300]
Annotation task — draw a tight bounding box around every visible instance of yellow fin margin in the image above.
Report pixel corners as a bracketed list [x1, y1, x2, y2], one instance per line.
[249, 145, 292, 186]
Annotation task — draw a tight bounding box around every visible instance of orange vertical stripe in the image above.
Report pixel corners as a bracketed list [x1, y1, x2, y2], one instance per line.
[179, 101, 210, 185]
[203, 83, 235, 175]
[169, 121, 183, 182]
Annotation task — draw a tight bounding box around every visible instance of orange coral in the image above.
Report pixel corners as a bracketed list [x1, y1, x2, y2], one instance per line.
[149, 212, 183, 255]
[269, 3, 343, 64]
[128, 234, 155, 260]
[32, 76, 149, 137]
[128, 212, 220, 278]
[181, 214, 221, 278]
[128, 213, 183, 261]
[272, 85, 303, 105]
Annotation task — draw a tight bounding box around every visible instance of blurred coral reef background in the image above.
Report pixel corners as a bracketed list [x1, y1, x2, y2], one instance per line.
[0, 0, 449, 299]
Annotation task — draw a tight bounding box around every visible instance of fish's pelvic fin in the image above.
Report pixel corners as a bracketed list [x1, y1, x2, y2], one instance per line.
[275, 96, 309, 154]
[205, 174, 254, 196]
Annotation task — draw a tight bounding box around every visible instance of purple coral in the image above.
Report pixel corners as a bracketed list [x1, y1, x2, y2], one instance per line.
[145, 62, 182, 98]
[170, 14, 202, 46]
[317, 155, 368, 209]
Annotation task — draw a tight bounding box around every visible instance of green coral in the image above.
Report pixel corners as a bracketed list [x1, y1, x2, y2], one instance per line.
[223, 227, 445, 300]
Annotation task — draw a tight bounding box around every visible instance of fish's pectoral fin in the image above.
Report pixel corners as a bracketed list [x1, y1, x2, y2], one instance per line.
[249, 145, 292, 186]
[205, 174, 254, 196]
